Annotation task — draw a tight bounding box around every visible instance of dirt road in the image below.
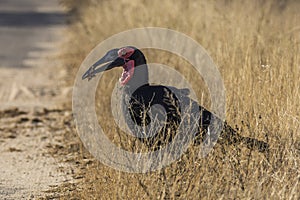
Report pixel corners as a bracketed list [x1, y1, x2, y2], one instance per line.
[0, 0, 76, 199]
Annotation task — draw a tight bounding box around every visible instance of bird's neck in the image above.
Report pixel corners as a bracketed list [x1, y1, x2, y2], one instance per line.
[124, 64, 149, 93]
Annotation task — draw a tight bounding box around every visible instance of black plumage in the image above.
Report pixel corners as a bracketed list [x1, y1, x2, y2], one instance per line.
[83, 47, 269, 152]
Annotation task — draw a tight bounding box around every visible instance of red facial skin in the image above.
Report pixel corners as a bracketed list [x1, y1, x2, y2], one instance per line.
[118, 47, 135, 85]
[118, 47, 135, 59]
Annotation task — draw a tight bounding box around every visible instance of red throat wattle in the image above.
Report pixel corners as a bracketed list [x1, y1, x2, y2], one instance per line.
[120, 60, 135, 85]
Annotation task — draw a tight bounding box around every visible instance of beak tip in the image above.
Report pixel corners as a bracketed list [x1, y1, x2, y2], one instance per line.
[82, 48, 121, 81]
[82, 67, 95, 80]
[82, 74, 87, 80]
[82, 70, 96, 81]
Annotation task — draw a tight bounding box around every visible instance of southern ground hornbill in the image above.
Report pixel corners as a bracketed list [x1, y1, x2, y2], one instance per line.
[82, 46, 269, 152]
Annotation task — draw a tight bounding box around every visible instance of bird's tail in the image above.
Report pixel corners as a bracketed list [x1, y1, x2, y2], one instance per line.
[219, 122, 269, 153]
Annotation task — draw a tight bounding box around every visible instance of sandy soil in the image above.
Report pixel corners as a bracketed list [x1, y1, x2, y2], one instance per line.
[0, 1, 80, 199]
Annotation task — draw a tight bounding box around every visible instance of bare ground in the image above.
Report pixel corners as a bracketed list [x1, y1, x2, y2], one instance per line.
[0, 1, 82, 199]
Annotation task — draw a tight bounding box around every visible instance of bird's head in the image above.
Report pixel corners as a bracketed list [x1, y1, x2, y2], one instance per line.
[82, 46, 147, 85]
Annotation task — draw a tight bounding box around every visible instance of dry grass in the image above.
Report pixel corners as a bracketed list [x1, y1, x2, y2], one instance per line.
[60, 0, 300, 199]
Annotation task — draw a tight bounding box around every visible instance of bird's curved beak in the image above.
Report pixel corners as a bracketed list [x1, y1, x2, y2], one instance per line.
[82, 49, 125, 81]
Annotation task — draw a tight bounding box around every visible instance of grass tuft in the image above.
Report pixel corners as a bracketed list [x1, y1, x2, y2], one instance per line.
[60, 0, 300, 199]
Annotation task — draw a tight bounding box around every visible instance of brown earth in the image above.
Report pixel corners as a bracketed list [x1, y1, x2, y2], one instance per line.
[0, 1, 84, 199]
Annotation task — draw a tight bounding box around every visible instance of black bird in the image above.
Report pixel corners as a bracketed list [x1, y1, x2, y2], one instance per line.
[82, 46, 269, 152]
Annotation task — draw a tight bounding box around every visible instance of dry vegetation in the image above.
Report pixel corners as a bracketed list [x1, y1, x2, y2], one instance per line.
[59, 0, 300, 199]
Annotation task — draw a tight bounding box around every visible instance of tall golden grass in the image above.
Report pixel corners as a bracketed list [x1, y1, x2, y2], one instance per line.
[61, 0, 299, 199]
